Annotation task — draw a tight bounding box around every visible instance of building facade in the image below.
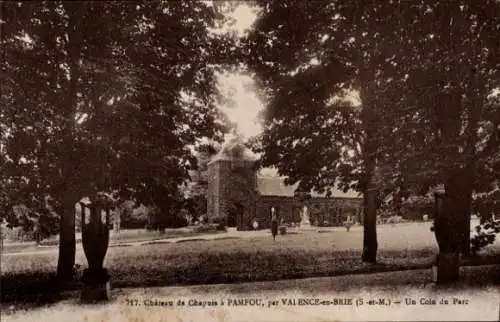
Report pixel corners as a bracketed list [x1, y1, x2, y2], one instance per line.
[207, 140, 363, 230]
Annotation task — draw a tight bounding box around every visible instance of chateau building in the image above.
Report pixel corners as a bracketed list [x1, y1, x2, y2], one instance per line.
[207, 139, 363, 230]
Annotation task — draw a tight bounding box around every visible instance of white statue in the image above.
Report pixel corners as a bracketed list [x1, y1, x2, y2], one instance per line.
[300, 205, 311, 228]
[271, 207, 278, 239]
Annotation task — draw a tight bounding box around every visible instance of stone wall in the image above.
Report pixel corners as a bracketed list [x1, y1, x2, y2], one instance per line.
[206, 146, 363, 230]
[254, 196, 363, 229]
[207, 159, 256, 227]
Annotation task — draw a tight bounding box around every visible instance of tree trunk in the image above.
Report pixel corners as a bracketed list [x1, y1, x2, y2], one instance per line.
[433, 173, 470, 284]
[447, 170, 473, 257]
[56, 4, 81, 282]
[362, 175, 378, 263]
[362, 134, 378, 263]
[57, 197, 77, 281]
[459, 197, 472, 257]
[114, 209, 121, 234]
[359, 67, 379, 263]
[460, 167, 473, 257]
[435, 252, 460, 283]
[433, 191, 459, 283]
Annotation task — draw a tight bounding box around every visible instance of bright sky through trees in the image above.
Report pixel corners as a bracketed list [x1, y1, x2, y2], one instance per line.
[216, 4, 363, 140]
[216, 4, 264, 139]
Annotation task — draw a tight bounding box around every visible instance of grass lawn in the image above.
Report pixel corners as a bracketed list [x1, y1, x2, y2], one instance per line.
[2, 222, 499, 305]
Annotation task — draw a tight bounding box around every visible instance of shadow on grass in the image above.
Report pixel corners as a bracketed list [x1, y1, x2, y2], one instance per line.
[0, 272, 79, 307]
[2, 250, 498, 309]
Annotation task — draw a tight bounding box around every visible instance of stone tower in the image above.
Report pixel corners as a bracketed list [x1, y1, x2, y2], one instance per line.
[206, 138, 257, 229]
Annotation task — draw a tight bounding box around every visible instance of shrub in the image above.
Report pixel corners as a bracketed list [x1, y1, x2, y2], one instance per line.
[147, 208, 189, 231]
[279, 226, 287, 235]
[193, 224, 218, 233]
[471, 215, 500, 255]
[121, 203, 149, 229]
[124, 219, 148, 230]
[39, 239, 59, 246]
[210, 216, 226, 231]
[196, 215, 209, 225]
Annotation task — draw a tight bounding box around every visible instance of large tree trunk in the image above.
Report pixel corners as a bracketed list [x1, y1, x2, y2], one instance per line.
[458, 193, 472, 257]
[57, 196, 77, 281]
[359, 69, 379, 264]
[362, 184, 378, 263]
[56, 4, 82, 281]
[433, 190, 459, 283]
[361, 133, 378, 263]
[433, 172, 471, 283]
[447, 169, 473, 256]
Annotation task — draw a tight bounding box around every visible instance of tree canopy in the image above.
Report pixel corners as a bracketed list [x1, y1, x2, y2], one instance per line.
[244, 0, 422, 262]
[1, 1, 235, 279]
[244, 0, 500, 264]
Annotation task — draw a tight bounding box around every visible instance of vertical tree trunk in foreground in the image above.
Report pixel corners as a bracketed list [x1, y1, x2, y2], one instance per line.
[56, 3, 82, 282]
[433, 172, 470, 283]
[57, 196, 77, 282]
[360, 70, 379, 263]
[362, 131, 378, 263]
[362, 185, 378, 263]
[457, 172, 473, 257]
[459, 196, 472, 257]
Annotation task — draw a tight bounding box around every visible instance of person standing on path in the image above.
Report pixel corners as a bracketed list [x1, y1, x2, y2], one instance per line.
[271, 207, 278, 241]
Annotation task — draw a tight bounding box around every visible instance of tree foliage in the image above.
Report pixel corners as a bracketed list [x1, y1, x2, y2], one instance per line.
[378, 1, 500, 254]
[1, 1, 234, 279]
[244, 0, 500, 263]
[244, 0, 417, 262]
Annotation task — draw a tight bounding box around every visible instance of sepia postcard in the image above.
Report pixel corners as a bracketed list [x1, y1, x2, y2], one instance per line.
[1, 1, 499, 321]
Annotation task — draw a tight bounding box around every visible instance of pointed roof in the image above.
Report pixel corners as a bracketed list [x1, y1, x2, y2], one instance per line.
[207, 137, 257, 165]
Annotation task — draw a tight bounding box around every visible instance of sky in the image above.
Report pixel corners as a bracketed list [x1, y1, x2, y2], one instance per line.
[216, 4, 264, 140]
[214, 4, 361, 140]
[218, 4, 500, 143]
[213, 4, 279, 176]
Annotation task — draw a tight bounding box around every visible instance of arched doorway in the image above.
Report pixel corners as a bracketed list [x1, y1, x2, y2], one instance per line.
[228, 201, 244, 228]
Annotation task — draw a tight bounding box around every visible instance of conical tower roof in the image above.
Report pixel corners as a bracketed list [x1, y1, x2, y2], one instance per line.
[208, 137, 258, 165]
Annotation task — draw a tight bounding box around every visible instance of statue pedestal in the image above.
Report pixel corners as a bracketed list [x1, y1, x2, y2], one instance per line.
[79, 197, 113, 303]
[299, 217, 315, 231]
[80, 268, 111, 303]
[433, 253, 460, 284]
[299, 206, 315, 231]
[299, 222, 315, 231]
